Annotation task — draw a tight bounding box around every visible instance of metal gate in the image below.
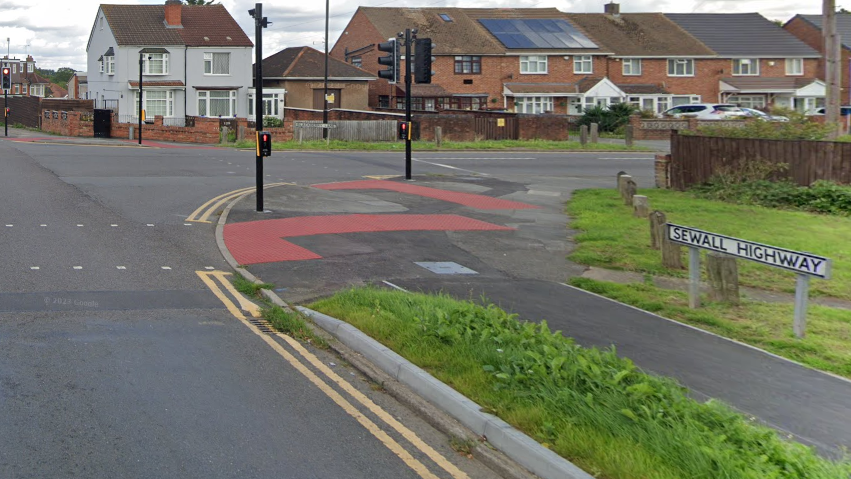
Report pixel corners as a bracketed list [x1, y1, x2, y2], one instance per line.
[93, 109, 111, 138]
[475, 117, 519, 140]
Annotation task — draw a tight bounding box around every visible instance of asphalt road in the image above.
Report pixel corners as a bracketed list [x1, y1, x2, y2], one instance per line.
[1, 137, 525, 479]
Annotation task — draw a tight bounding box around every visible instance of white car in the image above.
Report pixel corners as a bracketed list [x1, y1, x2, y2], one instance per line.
[740, 107, 789, 122]
[661, 103, 745, 120]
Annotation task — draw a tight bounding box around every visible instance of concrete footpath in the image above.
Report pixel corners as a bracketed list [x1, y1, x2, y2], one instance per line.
[218, 175, 851, 473]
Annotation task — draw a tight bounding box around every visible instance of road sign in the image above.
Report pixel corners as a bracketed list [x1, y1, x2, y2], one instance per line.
[293, 121, 337, 128]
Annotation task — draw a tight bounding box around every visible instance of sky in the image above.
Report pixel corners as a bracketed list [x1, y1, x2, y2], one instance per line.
[0, 0, 830, 72]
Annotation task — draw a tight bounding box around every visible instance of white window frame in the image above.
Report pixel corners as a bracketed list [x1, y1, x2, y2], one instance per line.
[786, 58, 804, 76]
[573, 55, 593, 74]
[622, 58, 641, 76]
[514, 96, 554, 114]
[197, 90, 237, 117]
[22, 84, 27, 95]
[11, 64, 16, 74]
[204, 52, 230, 75]
[727, 95, 766, 108]
[519, 55, 547, 74]
[136, 90, 175, 118]
[105, 56, 115, 75]
[143, 53, 169, 75]
[99, 59, 104, 73]
[27, 63, 33, 73]
[667, 58, 694, 77]
[732, 58, 759, 76]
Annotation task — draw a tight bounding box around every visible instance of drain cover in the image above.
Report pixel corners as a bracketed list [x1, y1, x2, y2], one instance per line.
[415, 262, 478, 275]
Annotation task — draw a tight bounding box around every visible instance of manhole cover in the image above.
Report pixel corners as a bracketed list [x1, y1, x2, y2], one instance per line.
[415, 262, 478, 275]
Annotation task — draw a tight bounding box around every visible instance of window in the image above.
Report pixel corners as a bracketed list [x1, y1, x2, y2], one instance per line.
[667, 58, 694, 76]
[520, 55, 547, 74]
[454, 56, 481, 74]
[732, 58, 759, 76]
[27, 63, 33, 73]
[439, 13, 452, 22]
[622, 58, 641, 76]
[248, 93, 281, 117]
[573, 55, 593, 74]
[350, 56, 362, 68]
[727, 95, 766, 108]
[672, 95, 700, 106]
[143, 53, 169, 75]
[11, 64, 16, 74]
[13, 84, 19, 94]
[378, 95, 390, 108]
[786, 58, 803, 76]
[105, 56, 115, 75]
[136, 90, 175, 117]
[100, 17, 104, 30]
[198, 90, 237, 117]
[99, 57, 104, 73]
[204, 52, 230, 75]
[22, 84, 27, 95]
[514, 96, 554, 114]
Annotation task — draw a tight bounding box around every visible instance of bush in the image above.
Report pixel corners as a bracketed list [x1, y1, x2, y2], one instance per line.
[693, 179, 851, 216]
[685, 111, 835, 140]
[263, 116, 284, 128]
[577, 103, 638, 132]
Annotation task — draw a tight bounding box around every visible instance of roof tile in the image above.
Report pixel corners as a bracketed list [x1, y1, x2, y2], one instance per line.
[100, 4, 252, 47]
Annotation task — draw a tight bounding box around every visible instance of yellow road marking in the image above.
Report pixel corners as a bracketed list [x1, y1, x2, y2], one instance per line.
[208, 270, 262, 318]
[196, 271, 442, 479]
[185, 182, 294, 223]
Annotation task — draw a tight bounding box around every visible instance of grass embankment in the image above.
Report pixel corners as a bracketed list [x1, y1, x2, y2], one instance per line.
[567, 189, 851, 377]
[228, 138, 648, 151]
[310, 287, 851, 479]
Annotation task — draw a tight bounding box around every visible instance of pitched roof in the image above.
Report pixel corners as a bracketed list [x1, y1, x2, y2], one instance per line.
[354, 7, 604, 55]
[618, 83, 669, 94]
[260, 46, 375, 79]
[26, 72, 51, 85]
[47, 83, 68, 98]
[720, 77, 823, 92]
[796, 14, 851, 50]
[565, 13, 714, 56]
[665, 13, 819, 57]
[100, 4, 252, 47]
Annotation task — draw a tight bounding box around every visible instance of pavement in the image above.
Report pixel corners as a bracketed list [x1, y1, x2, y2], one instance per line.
[218, 173, 851, 476]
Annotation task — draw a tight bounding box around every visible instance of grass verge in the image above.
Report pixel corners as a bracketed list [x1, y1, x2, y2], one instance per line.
[231, 274, 273, 297]
[569, 277, 851, 378]
[567, 188, 851, 300]
[310, 286, 850, 479]
[226, 138, 648, 151]
[263, 305, 328, 348]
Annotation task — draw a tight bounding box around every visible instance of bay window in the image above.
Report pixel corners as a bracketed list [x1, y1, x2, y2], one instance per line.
[198, 90, 237, 117]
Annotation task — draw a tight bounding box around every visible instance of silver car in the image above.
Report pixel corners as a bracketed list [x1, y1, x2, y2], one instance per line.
[661, 103, 745, 120]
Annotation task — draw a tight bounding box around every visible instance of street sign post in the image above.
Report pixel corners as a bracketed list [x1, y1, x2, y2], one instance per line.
[667, 223, 832, 337]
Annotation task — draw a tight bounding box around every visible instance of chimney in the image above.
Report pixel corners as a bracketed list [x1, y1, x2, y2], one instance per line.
[604, 2, 620, 15]
[164, 0, 182, 27]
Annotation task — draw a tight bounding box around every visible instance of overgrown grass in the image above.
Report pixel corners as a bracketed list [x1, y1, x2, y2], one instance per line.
[231, 274, 274, 297]
[567, 188, 851, 300]
[569, 278, 851, 378]
[263, 305, 328, 348]
[310, 287, 851, 479]
[227, 138, 648, 151]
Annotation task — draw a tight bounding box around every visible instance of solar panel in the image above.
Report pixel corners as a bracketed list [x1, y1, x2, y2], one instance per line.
[479, 18, 598, 50]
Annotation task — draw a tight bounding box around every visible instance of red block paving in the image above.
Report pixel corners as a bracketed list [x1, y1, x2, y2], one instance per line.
[224, 214, 514, 265]
[313, 179, 540, 210]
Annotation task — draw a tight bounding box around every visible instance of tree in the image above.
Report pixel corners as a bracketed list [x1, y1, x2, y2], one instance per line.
[52, 67, 76, 85]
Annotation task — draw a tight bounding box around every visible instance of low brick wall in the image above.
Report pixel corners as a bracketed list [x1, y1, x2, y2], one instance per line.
[113, 116, 225, 143]
[655, 154, 671, 188]
[41, 110, 94, 137]
[629, 115, 754, 140]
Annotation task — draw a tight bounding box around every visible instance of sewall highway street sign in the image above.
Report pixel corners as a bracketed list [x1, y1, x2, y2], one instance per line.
[667, 224, 831, 279]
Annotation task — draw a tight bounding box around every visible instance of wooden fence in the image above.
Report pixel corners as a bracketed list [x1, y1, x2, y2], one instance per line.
[292, 120, 397, 142]
[669, 131, 851, 190]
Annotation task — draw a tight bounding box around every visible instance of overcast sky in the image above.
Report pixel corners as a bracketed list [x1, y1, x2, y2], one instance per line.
[0, 0, 830, 72]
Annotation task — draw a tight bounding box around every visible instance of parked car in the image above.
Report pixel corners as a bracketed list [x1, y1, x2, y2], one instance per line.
[660, 103, 745, 120]
[740, 107, 789, 122]
[807, 107, 851, 116]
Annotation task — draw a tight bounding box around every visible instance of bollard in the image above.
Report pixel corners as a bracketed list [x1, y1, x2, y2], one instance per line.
[625, 125, 634, 147]
[435, 126, 442, 147]
[590, 123, 599, 143]
[129, 126, 134, 140]
[580, 125, 588, 146]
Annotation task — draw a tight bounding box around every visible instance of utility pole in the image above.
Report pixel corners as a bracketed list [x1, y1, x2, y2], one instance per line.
[138, 53, 144, 145]
[322, 0, 330, 139]
[824, 0, 841, 138]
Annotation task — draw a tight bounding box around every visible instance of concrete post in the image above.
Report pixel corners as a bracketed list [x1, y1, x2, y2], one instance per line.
[579, 125, 588, 146]
[435, 126, 442, 147]
[625, 125, 634, 147]
[590, 123, 599, 143]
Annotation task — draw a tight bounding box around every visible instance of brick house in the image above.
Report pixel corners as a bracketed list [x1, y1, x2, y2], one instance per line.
[784, 14, 851, 105]
[256, 46, 375, 115]
[67, 73, 88, 99]
[86, 0, 253, 120]
[1, 55, 51, 97]
[330, 7, 615, 114]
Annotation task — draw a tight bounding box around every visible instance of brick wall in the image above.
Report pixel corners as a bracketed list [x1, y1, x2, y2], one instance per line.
[655, 154, 671, 188]
[785, 17, 844, 102]
[41, 111, 94, 136]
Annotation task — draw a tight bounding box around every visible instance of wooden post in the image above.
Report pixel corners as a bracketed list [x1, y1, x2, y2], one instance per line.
[654, 215, 683, 269]
[633, 195, 650, 218]
[688, 247, 701, 309]
[623, 179, 637, 206]
[590, 123, 599, 143]
[706, 252, 739, 304]
[618, 174, 632, 201]
[625, 125, 634, 147]
[435, 126, 442, 147]
[616, 171, 627, 188]
[580, 125, 588, 146]
[650, 210, 664, 249]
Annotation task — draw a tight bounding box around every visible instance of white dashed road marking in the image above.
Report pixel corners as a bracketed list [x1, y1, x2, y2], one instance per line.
[117, 266, 127, 270]
[73, 266, 83, 270]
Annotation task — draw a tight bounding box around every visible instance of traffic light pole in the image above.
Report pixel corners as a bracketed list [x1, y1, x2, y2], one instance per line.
[253, 2, 264, 212]
[4, 90, 7, 137]
[404, 29, 412, 180]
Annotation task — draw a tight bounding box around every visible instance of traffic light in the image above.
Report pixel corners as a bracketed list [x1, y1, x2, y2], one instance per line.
[414, 38, 434, 84]
[398, 121, 409, 140]
[257, 131, 272, 157]
[1, 67, 10, 90]
[377, 39, 398, 84]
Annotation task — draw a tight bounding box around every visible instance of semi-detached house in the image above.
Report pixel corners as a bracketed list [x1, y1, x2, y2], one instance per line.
[86, 0, 253, 121]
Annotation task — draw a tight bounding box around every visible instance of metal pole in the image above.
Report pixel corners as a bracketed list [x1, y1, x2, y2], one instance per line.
[793, 274, 810, 338]
[255, 2, 264, 212]
[138, 53, 143, 145]
[322, 0, 329, 139]
[688, 247, 701, 309]
[4, 90, 7, 137]
[405, 28, 412, 180]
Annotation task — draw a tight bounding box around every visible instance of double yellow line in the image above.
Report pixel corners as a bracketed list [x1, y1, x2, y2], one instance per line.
[185, 182, 294, 223]
[197, 270, 469, 479]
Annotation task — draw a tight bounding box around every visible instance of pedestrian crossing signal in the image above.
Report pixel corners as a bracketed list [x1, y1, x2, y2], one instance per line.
[398, 121, 409, 140]
[257, 131, 272, 157]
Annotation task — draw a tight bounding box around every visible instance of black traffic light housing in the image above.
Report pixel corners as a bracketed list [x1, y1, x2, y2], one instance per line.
[1, 67, 10, 90]
[377, 39, 398, 84]
[257, 131, 272, 157]
[398, 121, 410, 140]
[414, 38, 434, 84]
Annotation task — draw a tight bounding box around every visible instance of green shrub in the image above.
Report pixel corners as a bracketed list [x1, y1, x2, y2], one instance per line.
[693, 179, 851, 216]
[685, 111, 835, 140]
[263, 116, 284, 128]
[577, 103, 638, 132]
